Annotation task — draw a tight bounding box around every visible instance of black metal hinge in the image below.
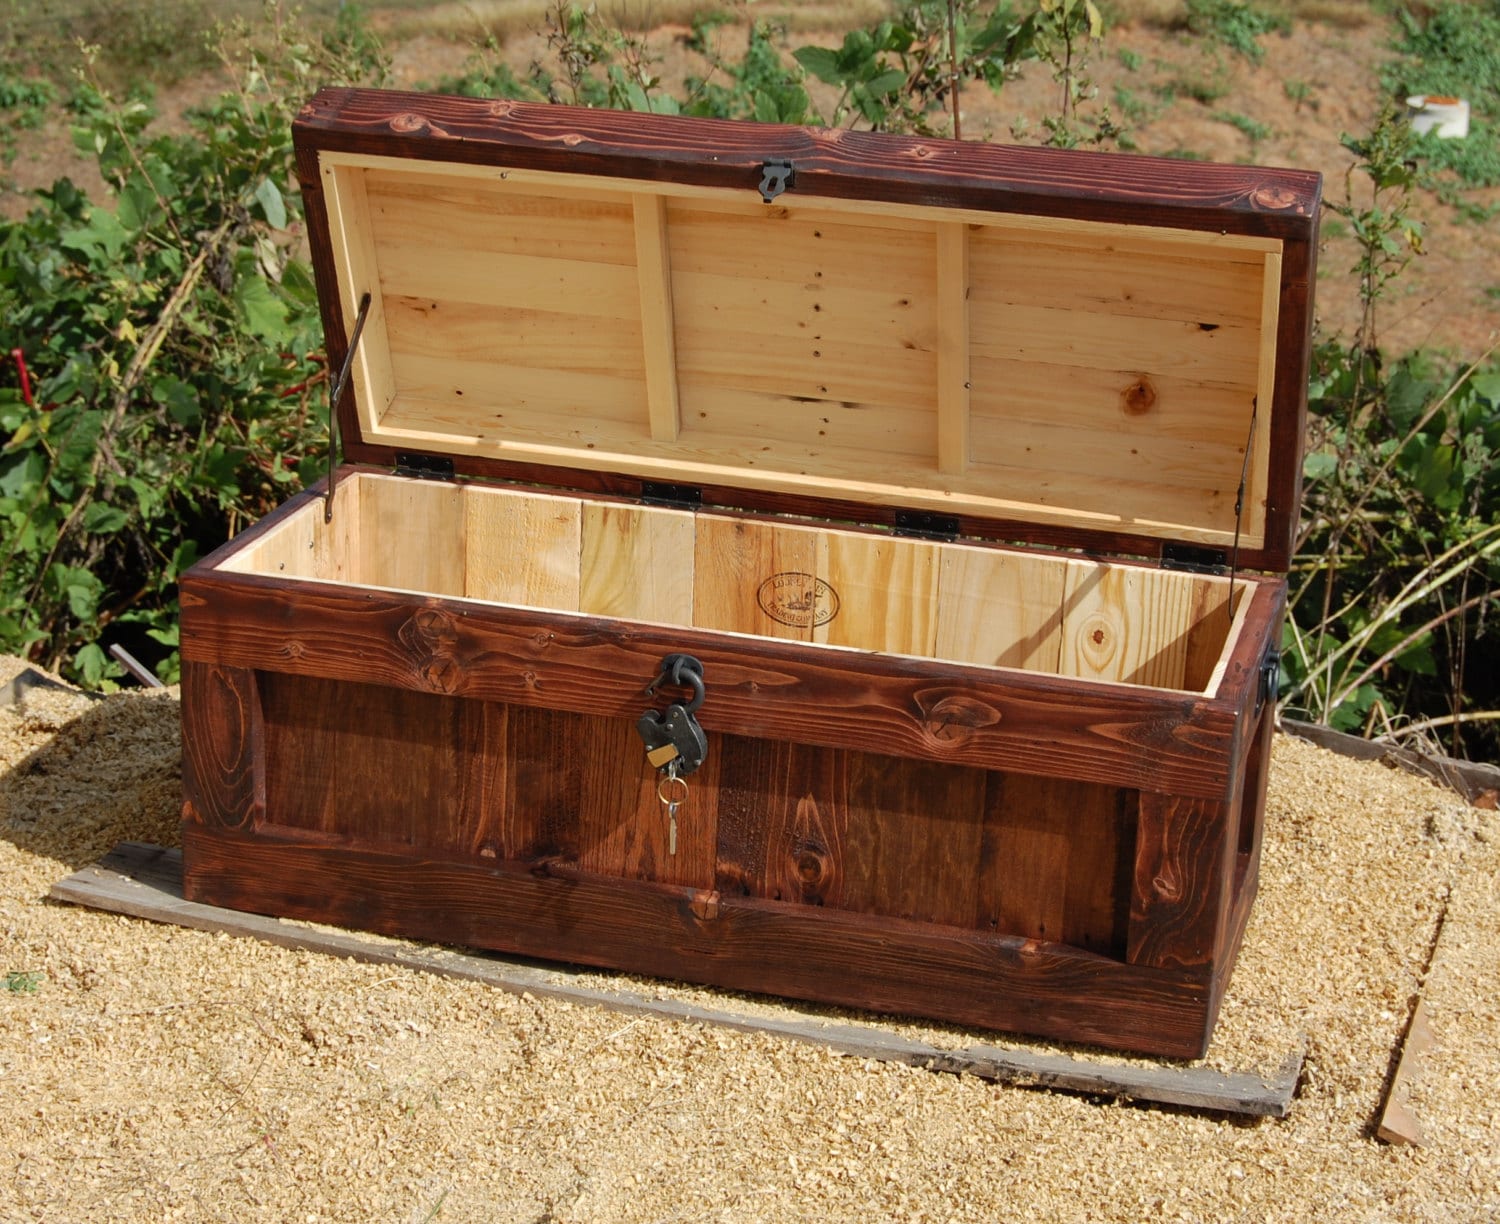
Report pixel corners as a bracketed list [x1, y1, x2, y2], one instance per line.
[894, 510, 960, 542]
[395, 453, 456, 480]
[1161, 542, 1229, 574]
[1258, 648, 1281, 714]
[640, 481, 702, 510]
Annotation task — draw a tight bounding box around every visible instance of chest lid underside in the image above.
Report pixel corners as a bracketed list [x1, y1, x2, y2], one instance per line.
[295, 88, 1320, 572]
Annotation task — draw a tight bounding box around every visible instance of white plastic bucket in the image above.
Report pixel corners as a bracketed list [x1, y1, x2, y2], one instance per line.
[1406, 95, 1471, 139]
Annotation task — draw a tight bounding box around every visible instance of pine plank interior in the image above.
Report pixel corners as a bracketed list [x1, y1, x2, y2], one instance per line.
[316, 152, 1284, 553]
[224, 472, 1254, 695]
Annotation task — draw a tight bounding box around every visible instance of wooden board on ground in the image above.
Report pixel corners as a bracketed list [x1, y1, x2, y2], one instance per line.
[50, 842, 1304, 1119]
[1377, 999, 1434, 1147]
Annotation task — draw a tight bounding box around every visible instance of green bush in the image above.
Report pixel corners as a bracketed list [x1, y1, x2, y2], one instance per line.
[0, 16, 386, 687]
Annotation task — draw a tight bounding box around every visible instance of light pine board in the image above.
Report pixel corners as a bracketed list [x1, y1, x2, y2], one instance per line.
[323, 157, 1282, 554]
[578, 501, 696, 623]
[223, 477, 1239, 691]
[50, 843, 1305, 1119]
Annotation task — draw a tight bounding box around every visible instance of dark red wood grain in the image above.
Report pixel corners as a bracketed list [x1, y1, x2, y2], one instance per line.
[294, 88, 1319, 234]
[180, 662, 263, 830]
[179, 567, 1254, 799]
[182, 823, 1216, 1058]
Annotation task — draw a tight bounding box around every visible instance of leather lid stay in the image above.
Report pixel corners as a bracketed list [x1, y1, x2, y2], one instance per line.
[294, 88, 1320, 571]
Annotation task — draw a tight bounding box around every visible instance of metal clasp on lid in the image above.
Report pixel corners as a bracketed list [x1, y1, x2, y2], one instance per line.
[324, 291, 372, 524]
[758, 160, 795, 203]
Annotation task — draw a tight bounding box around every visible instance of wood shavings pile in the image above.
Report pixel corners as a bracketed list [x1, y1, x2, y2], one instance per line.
[1, 656, 1496, 1222]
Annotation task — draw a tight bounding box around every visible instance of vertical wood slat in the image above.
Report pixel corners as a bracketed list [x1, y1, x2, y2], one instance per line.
[936, 222, 970, 475]
[579, 501, 696, 623]
[935, 545, 1066, 671]
[359, 478, 466, 596]
[321, 163, 398, 432]
[180, 662, 264, 832]
[1128, 793, 1231, 970]
[633, 193, 681, 442]
[692, 516, 820, 642]
[464, 485, 582, 609]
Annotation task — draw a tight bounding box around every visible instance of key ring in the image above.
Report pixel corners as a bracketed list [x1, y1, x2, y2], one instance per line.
[657, 770, 690, 808]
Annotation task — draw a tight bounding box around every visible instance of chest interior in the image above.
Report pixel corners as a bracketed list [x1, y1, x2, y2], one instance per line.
[224, 471, 1255, 695]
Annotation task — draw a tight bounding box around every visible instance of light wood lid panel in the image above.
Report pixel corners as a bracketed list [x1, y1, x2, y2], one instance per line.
[315, 148, 1292, 558]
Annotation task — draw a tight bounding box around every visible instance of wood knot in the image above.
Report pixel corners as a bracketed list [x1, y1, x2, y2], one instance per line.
[398, 607, 464, 693]
[1251, 184, 1299, 211]
[487, 101, 514, 117]
[562, 132, 584, 146]
[390, 112, 428, 134]
[689, 890, 721, 921]
[1121, 375, 1157, 416]
[917, 692, 1001, 745]
[795, 849, 829, 890]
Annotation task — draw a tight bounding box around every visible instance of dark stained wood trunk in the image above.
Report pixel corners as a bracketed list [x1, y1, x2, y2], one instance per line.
[181, 90, 1314, 1059]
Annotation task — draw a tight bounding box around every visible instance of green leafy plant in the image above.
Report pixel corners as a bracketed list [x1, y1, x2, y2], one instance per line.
[0, 10, 385, 687]
[1283, 111, 1499, 760]
[794, 0, 1038, 134]
[0, 70, 56, 165]
[1185, 0, 1289, 63]
[1212, 108, 1270, 145]
[4, 970, 43, 993]
[1022, 0, 1121, 148]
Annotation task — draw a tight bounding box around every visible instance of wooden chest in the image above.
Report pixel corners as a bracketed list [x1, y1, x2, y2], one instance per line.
[179, 88, 1320, 1059]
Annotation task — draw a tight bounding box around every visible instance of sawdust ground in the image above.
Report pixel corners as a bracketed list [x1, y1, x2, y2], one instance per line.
[1, 656, 1497, 1223]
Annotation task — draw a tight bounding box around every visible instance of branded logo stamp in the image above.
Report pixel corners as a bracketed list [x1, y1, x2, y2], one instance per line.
[757, 572, 840, 628]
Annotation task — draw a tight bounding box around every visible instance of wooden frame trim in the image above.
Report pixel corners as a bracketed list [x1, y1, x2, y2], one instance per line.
[631, 192, 682, 443]
[936, 222, 970, 475]
[182, 824, 1218, 1058]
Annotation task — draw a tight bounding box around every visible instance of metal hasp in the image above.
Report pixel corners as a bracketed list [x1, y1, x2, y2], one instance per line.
[324, 291, 373, 523]
[758, 160, 795, 203]
[637, 654, 708, 777]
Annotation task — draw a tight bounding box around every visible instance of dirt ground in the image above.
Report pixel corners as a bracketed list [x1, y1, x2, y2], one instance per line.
[5, 4, 1497, 362]
[1, 658, 1497, 1221]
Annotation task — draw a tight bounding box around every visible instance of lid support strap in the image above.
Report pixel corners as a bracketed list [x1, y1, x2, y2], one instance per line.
[324, 291, 372, 524]
[1228, 402, 1258, 615]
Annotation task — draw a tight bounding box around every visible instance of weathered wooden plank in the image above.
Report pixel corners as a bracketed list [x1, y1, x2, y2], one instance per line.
[178, 571, 1243, 796]
[51, 842, 1303, 1112]
[173, 827, 1220, 1057]
[1377, 1000, 1433, 1146]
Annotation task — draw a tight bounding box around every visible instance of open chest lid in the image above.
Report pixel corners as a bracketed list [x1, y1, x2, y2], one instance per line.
[294, 87, 1321, 572]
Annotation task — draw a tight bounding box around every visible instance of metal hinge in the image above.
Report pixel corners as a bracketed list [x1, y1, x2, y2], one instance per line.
[640, 481, 702, 510]
[1258, 648, 1281, 714]
[1161, 543, 1229, 574]
[894, 510, 960, 542]
[395, 453, 456, 480]
[758, 160, 795, 203]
